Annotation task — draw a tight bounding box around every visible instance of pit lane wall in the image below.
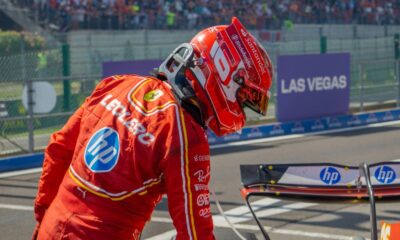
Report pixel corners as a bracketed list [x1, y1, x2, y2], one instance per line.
[1, 108, 400, 173]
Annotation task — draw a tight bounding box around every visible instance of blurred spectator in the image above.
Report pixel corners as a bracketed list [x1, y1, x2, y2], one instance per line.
[10, 0, 400, 32]
[166, 6, 176, 29]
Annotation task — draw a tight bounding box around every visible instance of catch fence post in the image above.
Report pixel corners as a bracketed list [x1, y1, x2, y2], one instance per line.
[20, 34, 34, 152]
[395, 34, 400, 107]
[397, 60, 400, 108]
[395, 33, 399, 60]
[320, 36, 327, 54]
[62, 44, 71, 111]
[359, 63, 364, 112]
[26, 80, 35, 153]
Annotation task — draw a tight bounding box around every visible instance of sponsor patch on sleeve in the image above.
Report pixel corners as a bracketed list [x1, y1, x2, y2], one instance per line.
[128, 79, 176, 115]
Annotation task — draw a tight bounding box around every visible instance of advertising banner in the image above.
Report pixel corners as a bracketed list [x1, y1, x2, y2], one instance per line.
[102, 60, 162, 78]
[207, 108, 400, 145]
[277, 53, 350, 122]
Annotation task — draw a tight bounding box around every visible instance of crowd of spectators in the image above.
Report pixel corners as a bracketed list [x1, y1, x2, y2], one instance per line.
[11, 0, 400, 32]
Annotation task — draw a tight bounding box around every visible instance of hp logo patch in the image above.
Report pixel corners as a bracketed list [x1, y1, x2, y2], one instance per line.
[320, 167, 341, 185]
[375, 166, 396, 184]
[84, 127, 120, 173]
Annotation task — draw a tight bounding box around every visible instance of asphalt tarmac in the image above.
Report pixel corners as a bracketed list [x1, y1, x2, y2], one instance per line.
[0, 122, 399, 240]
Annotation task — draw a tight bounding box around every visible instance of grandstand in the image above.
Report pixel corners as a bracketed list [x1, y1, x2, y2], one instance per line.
[4, 0, 400, 31]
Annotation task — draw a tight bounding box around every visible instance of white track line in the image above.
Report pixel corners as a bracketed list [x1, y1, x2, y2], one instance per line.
[213, 197, 281, 224]
[150, 217, 173, 223]
[145, 215, 355, 240]
[212, 199, 316, 226]
[0, 203, 33, 211]
[0, 167, 42, 178]
[145, 230, 176, 240]
[233, 224, 358, 240]
[144, 219, 355, 240]
[0, 203, 367, 240]
[249, 202, 317, 222]
[211, 120, 400, 149]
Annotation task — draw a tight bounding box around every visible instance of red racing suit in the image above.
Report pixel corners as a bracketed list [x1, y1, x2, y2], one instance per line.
[34, 75, 215, 239]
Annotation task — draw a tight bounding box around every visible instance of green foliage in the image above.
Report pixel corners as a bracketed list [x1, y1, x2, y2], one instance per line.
[0, 30, 45, 56]
[283, 20, 294, 30]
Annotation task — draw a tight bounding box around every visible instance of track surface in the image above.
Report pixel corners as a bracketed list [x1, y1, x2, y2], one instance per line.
[1, 123, 400, 239]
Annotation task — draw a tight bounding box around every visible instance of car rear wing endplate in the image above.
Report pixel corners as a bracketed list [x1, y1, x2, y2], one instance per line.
[240, 162, 400, 240]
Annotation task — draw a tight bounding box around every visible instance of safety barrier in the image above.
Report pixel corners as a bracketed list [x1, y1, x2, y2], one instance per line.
[0, 152, 44, 173]
[207, 108, 400, 145]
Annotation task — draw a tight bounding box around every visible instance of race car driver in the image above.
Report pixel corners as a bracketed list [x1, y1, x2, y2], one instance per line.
[33, 17, 273, 240]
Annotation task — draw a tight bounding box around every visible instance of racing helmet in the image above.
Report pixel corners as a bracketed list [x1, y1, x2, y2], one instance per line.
[158, 17, 273, 136]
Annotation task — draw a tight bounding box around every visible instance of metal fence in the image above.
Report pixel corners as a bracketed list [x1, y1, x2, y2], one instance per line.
[0, 30, 399, 156]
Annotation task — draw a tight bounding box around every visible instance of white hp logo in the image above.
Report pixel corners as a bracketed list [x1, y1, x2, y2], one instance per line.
[84, 127, 120, 172]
